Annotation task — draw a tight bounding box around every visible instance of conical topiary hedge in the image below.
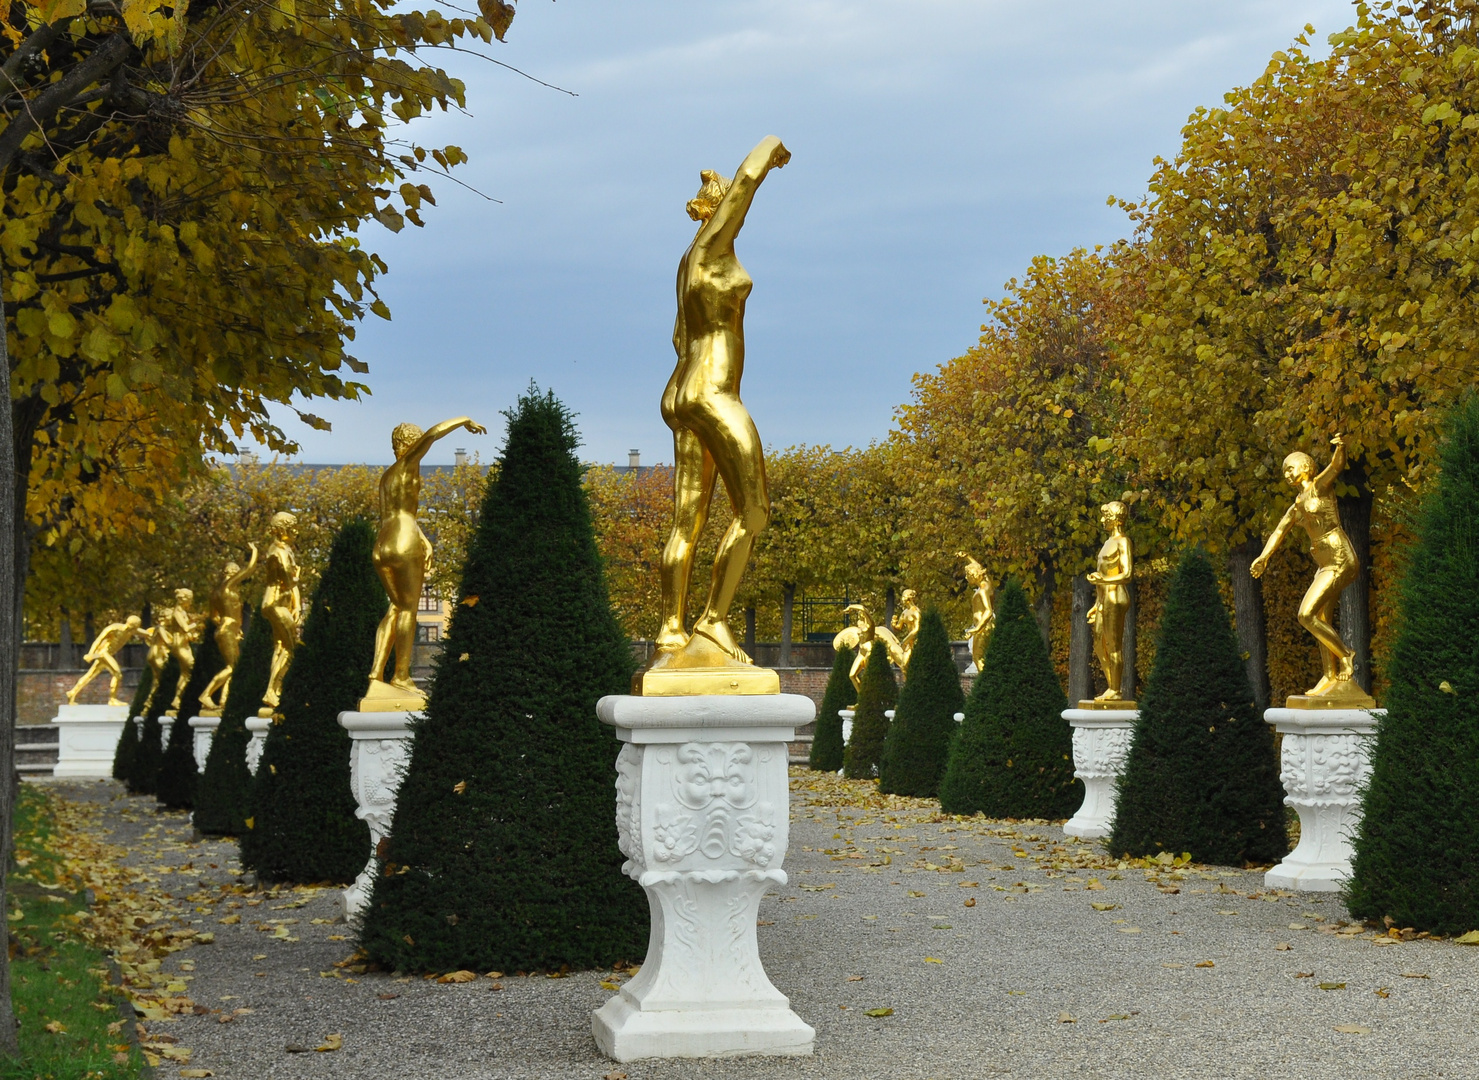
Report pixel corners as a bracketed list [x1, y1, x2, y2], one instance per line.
[195, 608, 273, 837]
[939, 581, 1076, 818]
[240, 521, 380, 883]
[359, 388, 646, 974]
[157, 625, 225, 810]
[1347, 396, 1479, 934]
[113, 667, 152, 783]
[880, 609, 964, 797]
[843, 643, 898, 780]
[1108, 549, 1286, 864]
[133, 654, 179, 797]
[810, 645, 857, 771]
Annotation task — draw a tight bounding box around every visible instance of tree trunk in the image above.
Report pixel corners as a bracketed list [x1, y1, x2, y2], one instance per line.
[1120, 579, 1138, 701]
[883, 585, 895, 632]
[1227, 538, 1272, 713]
[743, 605, 756, 656]
[1068, 574, 1093, 705]
[0, 265, 24, 1057]
[1338, 465, 1373, 693]
[1033, 559, 1055, 648]
[779, 584, 795, 668]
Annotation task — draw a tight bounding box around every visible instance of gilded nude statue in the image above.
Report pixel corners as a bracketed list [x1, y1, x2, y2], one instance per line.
[891, 589, 922, 672]
[140, 611, 172, 711]
[363, 417, 485, 711]
[259, 512, 302, 714]
[1084, 500, 1134, 707]
[199, 545, 259, 714]
[832, 603, 906, 694]
[65, 615, 144, 706]
[165, 588, 202, 713]
[959, 554, 996, 672]
[638, 136, 790, 696]
[1251, 434, 1374, 708]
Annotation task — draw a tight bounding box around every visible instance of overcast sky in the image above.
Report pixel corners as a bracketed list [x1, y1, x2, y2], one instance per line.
[250, 0, 1356, 467]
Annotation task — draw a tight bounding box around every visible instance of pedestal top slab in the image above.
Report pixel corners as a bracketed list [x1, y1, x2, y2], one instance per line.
[1062, 708, 1138, 726]
[339, 710, 419, 738]
[598, 694, 815, 743]
[1265, 707, 1382, 734]
[54, 704, 130, 722]
[186, 715, 219, 730]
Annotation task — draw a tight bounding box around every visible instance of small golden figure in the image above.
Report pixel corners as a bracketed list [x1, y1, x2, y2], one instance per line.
[832, 604, 906, 694]
[259, 512, 303, 715]
[165, 588, 202, 714]
[1083, 500, 1135, 709]
[140, 611, 172, 712]
[959, 554, 996, 672]
[1251, 434, 1375, 708]
[198, 546, 259, 714]
[65, 615, 145, 706]
[891, 589, 922, 673]
[362, 417, 486, 712]
[637, 135, 791, 696]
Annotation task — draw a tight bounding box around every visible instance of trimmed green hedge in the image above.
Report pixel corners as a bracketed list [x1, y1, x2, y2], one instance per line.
[133, 654, 179, 797]
[880, 609, 963, 797]
[843, 644, 897, 780]
[810, 645, 856, 771]
[112, 667, 151, 783]
[195, 608, 272, 837]
[156, 624, 225, 810]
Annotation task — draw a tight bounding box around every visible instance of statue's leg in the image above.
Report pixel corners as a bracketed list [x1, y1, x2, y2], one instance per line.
[67, 661, 101, 703]
[1098, 598, 1127, 698]
[689, 396, 768, 658]
[262, 607, 296, 706]
[103, 656, 124, 705]
[656, 427, 715, 650]
[1298, 567, 1352, 691]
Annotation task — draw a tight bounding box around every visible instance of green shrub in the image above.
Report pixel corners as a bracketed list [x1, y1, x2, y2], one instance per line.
[1347, 396, 1479, 933]
[195, 608, 272, 837]
[843, 643, 897, 780]
[360, 389, 645, 974]
[156, 624, 225, 810]
[880, 609, 964, 797]
[112, 667, 151, 782]
[240, 522, 380, 883]
[810, 645, 856, 771]
[132, 654, 179, 797]
[1108, 549, 1286, 864]
[939, 581, 1076, 818]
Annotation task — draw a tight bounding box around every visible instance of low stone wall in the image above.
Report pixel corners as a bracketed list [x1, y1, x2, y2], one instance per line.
[18, 668, 143, 726]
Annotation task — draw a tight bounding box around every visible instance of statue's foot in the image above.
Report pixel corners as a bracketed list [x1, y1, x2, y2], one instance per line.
[389, 677, 422, 696]
[1337, 654, 1356, 681]
[692, 617, 752, 665]
[654, 621, 689, 653]
[107, 697, 124, 708]
[1093, 689, 1123, 702]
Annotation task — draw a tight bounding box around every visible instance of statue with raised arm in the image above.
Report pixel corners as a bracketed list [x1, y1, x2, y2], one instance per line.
[1084, 501, 1134, 707]
[66, 615, 145, 706]
[362, 417, 486, 711]
[832, 603, 906, 694]
[1251, 434, 1375, 708]
[199, 545, 259, 713]
[259, 512, 302, 714]
[637, 135, 791, 696]
[165, 588, 202, 713]
[140, 610, 172, 711]
[959, 554, 996, 672]
[892, 589, 922, 673]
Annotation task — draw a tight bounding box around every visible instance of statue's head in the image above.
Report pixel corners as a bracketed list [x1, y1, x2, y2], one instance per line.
[269, 511, 297, 538]
[686, 169, 731, 223]
[222, 561, 240, 579]
[174, 588, 193, 608]
[1100, 500, 1127, 529]
[961, 555, 985, 585]
[125, 615, 141, 628]
[392, 422, 424, 459]
[1282, 451, 1314, 487]
[901, 589, 917, 606]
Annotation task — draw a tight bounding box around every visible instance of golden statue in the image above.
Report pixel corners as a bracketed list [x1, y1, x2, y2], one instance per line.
[1251, 434, 1375, 708]
[959, 554, 996, 672]
[832, 604, 906, 694]
[65, 615, 145, 706]
[140, 610, 172, 711]
[362, 417, 486, 712]
[891, 589, 922, 672]
[637, 135, 791, 696]
[165, 588, 202, 714]
[1084, 500, 1135, 708]
[198, 545, 259, 714]
[259, 511, 302, 715]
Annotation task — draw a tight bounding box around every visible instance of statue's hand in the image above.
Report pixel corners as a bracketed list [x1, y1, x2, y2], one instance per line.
[465, 421, 487, 436]
[1086, 572, 1103, 584]
[769, 142, 791, 169]
[1250, 555, 1268, 579]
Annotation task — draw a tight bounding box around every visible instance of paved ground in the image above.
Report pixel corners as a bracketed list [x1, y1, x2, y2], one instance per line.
[48, 776, 1479, 1080]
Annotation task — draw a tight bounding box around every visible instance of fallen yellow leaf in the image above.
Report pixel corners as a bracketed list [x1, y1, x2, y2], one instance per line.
[437, 970, 477, 983]
[864, 1007, 893, 1017]
[1194, 960, 1215, 968]
[43, 1021, 66, 1034]
[218, 914, 241, 925]
[1333, 1024, 1371, 1034]
[1091, 902, 1118, 911]
[461, 595, 479, 607]
[923, 956, 942, 964]
[453, 781, 467, 795]
[315, 1033, 343, 1052]
[180, 1071, 214, 1078]
[1058, 1011, 1076, 1023]
[1454, 930, 1479, 945]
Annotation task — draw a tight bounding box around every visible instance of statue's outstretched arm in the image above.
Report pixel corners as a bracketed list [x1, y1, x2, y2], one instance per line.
[698, 136, 790, 252]
[1252, 504, 1298, 577]
[229, 543, 260, 587]
[406, 417, 486, 465]
[1314, 434, 1346, 493]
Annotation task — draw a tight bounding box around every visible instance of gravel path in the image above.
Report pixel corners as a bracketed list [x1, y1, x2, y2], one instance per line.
[47, 776, 1479, 1080]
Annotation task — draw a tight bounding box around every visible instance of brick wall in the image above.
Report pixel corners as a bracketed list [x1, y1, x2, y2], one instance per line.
[17, 668, 143, 726]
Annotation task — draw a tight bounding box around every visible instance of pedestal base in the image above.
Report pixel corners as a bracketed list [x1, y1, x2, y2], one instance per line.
[633, 635, 780, 697]
[1062, 709, 1137, 839]
[1264, 707, 1381, 892]
[339, 710, 416, 920]
[244, 716, 271, 776]
[52, 704, 130, 778]
[187, 716, 219, 772]
[357, 679, 426, 714]
[593, 694, 815, 1061]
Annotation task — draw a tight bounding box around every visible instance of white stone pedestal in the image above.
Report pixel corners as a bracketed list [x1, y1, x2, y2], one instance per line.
[187, 717, 219, 772]
[159, 716, 174, 750]
[52, 704, 130, 778]
[1062, 709, 1137, 839]
[1265, 707, 1381, 892]
[338, 710, 417, 920]
[839, 708, 854, 750]
[592, 694, 816, 1062]
[244, 716, 271, 775]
